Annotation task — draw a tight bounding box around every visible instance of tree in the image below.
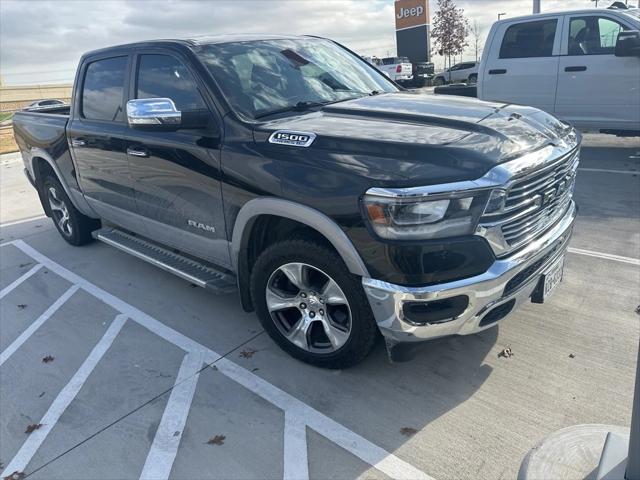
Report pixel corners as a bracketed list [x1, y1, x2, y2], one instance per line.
[470, 20, 484, 62]
[431, 0, 470, 81]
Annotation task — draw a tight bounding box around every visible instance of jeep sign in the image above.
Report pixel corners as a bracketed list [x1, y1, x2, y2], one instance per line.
[396, 5, 424, 20]
[394, 0, 428, 30]
[394, 0, 430, 65]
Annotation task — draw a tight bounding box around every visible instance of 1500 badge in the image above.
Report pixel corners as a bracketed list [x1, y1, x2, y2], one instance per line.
[268, 130, 316, 147]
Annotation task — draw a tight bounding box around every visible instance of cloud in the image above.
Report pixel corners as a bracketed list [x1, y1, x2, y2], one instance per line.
[0, 0, 615, 85]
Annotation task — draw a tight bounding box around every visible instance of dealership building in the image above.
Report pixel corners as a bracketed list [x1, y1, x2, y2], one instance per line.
[395, 0, 431, 63]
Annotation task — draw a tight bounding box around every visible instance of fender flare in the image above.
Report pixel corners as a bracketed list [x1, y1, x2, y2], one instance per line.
[28, 148, 97, 218]
[231, 197, 370, 278]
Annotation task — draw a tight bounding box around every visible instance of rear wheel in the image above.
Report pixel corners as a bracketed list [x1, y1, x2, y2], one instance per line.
[250, 239, 377, 369]
[434, 76, 445, 86]
[42, 175, 99, 246]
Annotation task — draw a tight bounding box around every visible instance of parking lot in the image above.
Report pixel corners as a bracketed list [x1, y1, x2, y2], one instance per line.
[0, 134, 638, 480]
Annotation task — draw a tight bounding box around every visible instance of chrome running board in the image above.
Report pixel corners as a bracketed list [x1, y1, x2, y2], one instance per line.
[92, 227, 236, 294]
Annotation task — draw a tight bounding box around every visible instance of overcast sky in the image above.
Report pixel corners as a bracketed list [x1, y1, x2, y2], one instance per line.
[0, 0, 629, 85]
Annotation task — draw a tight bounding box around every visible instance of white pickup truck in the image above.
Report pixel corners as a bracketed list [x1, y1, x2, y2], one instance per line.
[378, 56, 413, 82]
[478, 7, 640, 136]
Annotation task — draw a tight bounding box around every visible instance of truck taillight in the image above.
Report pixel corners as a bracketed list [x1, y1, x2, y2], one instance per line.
[396, 65, 402, 73]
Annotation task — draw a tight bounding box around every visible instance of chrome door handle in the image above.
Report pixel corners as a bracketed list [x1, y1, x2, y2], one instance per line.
[70, 138, 86, 147]
[127, 147, 149, 158]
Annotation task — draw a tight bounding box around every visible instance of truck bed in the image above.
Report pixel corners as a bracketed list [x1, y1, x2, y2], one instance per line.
[12, 106, 70, 156]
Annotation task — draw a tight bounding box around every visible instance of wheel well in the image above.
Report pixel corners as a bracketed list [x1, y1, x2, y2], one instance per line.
[32, 157, 56, 216]
[238, 215, 341, 312]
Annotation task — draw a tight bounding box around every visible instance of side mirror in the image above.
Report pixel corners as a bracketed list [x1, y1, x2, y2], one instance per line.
[615, 30, 640, 57]
[126, 98, 181, 129]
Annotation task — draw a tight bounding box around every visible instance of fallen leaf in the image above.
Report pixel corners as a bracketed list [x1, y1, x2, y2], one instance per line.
[173, 431, 180, 437]
[17, 304, 27, 310]
[240, 349, 257, 359]
[4, 471, 26, 480]
[206, 434, 226, 446]
[498, 347, 513, 359]
[38, 392, 45, 398]
[251, 368, 260, 372]
[42, 355, 55, 363]
[400, 427, 418, 437]
[18, 263, 32, 268]
[210, 365, 218, 371]
[569, 353, 575, 359]
[25, 423, 43, 434]
[636, 305, 640, 315]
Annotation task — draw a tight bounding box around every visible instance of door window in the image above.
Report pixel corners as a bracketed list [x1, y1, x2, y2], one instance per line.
[568, 16, 627, 55]
[82, 56, 128, 122]
[136, 54, 206, 112]
[499, 19, 558, 58]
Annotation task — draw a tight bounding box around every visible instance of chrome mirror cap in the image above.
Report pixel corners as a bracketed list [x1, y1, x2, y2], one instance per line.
[126, 98, 181, 126]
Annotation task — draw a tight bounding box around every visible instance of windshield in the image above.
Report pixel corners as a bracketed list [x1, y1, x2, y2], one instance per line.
[196, 38, 398, 120]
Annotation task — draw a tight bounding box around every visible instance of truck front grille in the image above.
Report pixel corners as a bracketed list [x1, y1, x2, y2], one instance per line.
[480, 148, 579, 256]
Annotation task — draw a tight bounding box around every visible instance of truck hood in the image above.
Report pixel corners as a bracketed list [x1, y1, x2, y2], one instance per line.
[255, 92, 576, 185]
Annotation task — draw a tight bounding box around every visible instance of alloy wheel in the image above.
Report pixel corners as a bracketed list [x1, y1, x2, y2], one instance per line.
[47, 186, 72, 237]
[265, 262, 352, 353]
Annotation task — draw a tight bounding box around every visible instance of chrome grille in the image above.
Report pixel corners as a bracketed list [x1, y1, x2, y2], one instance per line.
[480, 148, 579, 255]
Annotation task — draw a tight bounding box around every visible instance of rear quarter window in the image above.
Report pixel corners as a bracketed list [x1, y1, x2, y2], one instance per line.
[81, 56, 128, 122]
[499, 19, 558, 58]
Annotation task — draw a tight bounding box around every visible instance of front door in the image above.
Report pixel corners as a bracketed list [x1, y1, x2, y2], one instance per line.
[125, 52, 230, 267]
[480, 17, 562, 113]
[556, 13, 640, 131]
[68, 54, 136, 218]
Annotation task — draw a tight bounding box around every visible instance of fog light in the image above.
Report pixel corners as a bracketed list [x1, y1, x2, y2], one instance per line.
[402, 295, 469, 325]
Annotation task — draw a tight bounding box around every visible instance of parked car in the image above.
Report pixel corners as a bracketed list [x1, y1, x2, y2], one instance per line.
[411, 61, 435, 87]
[433, 61, 478, 85]
[478, 8, 640, 135]
[23, 99, 67, 111]
[379, 56, 413, 82]
[13, 34, 579, 368]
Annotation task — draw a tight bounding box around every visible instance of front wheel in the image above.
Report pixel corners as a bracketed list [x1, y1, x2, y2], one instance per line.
[250, 239, 378, 369]
[434, 76, 445, 86]
[42, 175, 100, 246]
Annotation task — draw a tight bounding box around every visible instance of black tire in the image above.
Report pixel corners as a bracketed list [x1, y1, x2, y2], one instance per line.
[250, 239, 378, 369]
[468, 73, 478, 84]
[434, 76, 445, 86]
[41, 175, 100, 246]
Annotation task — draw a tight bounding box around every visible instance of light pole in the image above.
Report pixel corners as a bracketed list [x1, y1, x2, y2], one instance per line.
[498, 12, 506, 20]
[533, 0, 540, 13]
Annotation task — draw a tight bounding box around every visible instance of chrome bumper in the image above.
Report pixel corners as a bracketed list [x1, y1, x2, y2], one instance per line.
[362, 201, 577, 343]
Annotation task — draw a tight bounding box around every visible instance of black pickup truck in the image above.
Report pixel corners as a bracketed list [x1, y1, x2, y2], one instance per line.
[13, 35, 579, 368]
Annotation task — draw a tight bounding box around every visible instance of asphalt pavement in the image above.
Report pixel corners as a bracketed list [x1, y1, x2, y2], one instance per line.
[0, 134, 638, 480]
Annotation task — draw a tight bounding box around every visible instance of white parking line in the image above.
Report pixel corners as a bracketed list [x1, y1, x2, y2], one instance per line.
[0, 285, 79, 367]
[579, 168, 639, 175]
[0, 313, 127, 478]
[568, 247, 640, 266]
[0, 264, 43, 300]
[140, 351, 204, 480]
[0, 215, 48, 229]
[3, 239, 433, 480]
[283, 412, 309, 480]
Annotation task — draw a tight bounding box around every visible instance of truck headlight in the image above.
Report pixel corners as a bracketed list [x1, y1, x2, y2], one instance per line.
[363, 191, 490, 240]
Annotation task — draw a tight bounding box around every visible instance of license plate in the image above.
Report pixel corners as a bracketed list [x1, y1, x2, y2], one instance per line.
[541, 257, 564, 301]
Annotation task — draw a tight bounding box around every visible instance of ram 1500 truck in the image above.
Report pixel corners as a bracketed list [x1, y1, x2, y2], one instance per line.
[13, 35, 580, 368]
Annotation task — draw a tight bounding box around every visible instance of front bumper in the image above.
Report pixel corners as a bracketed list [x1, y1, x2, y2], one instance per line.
[362, 200, 577, 344]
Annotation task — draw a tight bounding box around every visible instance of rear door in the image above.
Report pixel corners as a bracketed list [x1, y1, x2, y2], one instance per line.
[556, 13, 639, 131]
[480, 17, 562, 112]
[124, 51, 230, 267]
[68, 54, 136, 218]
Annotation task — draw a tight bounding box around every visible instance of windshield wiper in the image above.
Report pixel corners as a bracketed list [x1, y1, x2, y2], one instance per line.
[254, 101, 326, 119]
